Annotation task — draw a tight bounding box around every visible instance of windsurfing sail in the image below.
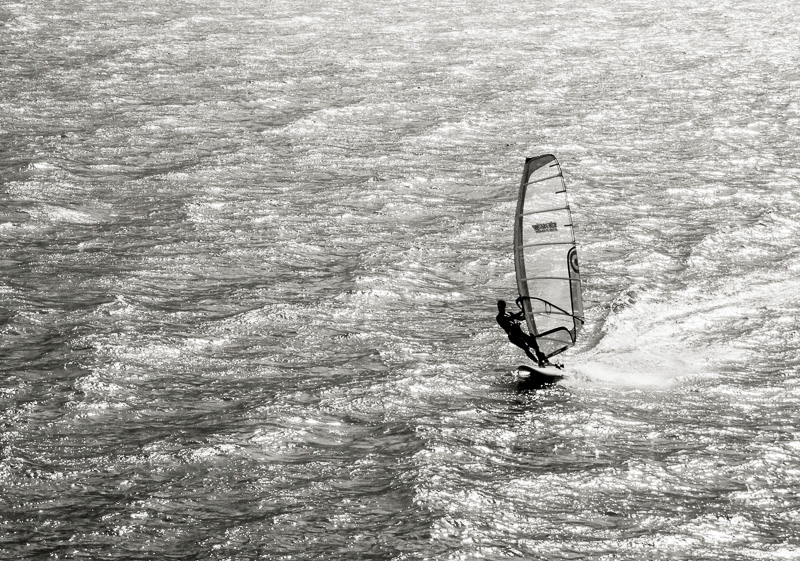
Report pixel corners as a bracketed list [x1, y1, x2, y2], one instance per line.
[514, 154, 584, 359]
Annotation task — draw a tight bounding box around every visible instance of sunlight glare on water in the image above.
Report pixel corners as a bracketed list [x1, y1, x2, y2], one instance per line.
[1, 0, 799, 559]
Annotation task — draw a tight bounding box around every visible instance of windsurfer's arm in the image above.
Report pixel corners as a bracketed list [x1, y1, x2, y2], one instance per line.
[513, 296, 529, 319]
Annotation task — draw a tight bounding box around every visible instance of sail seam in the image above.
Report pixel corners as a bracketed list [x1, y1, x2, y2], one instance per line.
[521, 241, 574, 248]
[532, 312, 585, 321]
[523, 173, 561, 186]
[518, 206, 569, 216]
[521, 276, 582, 282]
[537, 335, 575, 343]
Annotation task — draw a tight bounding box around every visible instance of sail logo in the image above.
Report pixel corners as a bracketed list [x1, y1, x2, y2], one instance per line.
[532, 222, 557, 233]
[568, 246, 580, 273]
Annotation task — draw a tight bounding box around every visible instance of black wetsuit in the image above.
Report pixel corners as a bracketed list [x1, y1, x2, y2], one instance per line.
[496, 302, 548, 366]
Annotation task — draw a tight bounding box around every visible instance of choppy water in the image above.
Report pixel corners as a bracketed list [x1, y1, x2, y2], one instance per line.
[2, 0, 800, 559]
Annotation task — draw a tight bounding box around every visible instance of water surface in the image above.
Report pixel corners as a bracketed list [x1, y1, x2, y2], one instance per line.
[2, 0, 799, 559]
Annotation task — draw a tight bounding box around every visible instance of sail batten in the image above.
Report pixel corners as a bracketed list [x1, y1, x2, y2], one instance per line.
[513, 155, 584, 359]
[521, 241, 575, 248]
[520, 276, 582, 283]
[517, 206, 569, 216]
[532, 311, 585, 320]
[522, 173, 562, 186]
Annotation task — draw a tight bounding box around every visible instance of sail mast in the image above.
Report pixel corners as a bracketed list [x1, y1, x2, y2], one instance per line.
[513, 157, 537, 337]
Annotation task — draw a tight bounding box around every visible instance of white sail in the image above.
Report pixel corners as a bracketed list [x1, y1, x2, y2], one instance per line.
[513, 155, 584, 358]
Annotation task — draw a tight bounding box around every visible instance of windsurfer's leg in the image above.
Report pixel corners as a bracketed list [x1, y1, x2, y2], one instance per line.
[519, 333, 542, 363]
[508, 335, 539, 365]
[523, 347, 544, 366]
[508, 329, 545, 367]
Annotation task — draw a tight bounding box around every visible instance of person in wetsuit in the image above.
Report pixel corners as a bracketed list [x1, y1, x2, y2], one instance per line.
[496, 299, 549, 367]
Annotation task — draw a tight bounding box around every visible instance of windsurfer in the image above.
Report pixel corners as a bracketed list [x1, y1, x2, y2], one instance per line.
[496, 299, 549, 367]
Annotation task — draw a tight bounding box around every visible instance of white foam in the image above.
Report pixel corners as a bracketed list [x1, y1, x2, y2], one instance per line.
[564, 281, 778, 387]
